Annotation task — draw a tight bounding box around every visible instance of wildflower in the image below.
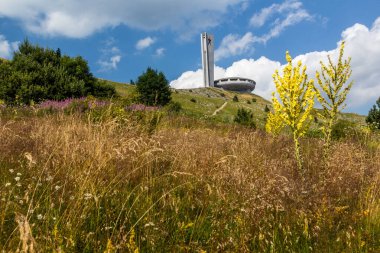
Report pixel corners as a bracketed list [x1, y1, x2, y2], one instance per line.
[55, 185, 61, 191]
[83, 193, 93, 200]
[5, 182, 11, 187]
[16, 183, 21, 187]
[15, 177, 20, 181]
[144, 222, 155, 227]
[37, 214, 43, 220]
[9, 169, 14, 173]
[16, 172, 22, 176]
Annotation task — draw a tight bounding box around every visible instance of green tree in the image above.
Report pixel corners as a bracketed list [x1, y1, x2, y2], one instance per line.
[314, 41, 353, 155]
[266, 51, 315, 171]
[136, 67, 171, 106]
[0, 39, 116, 105]
[366, 97, 380, 129]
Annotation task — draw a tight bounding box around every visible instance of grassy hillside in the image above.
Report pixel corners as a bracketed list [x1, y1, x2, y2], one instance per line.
[106, 80, 366, 128]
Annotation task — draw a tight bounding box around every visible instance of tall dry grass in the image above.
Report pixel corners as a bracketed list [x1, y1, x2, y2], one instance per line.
[0, 111, 379, 252]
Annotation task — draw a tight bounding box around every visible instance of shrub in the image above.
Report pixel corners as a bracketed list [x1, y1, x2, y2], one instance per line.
[366, 97, 380, 129]
[247, 100, 251, 104]
[252, 98, 257, 103]
[234, 107, 256, 128]
[136, 67, 171, 106]
[232, 95, 239, 102]
[166, 101, 182, 114]
[190, 98, 196, 103]
[264, 105, 270, 113]
[331, 119, 357, 140]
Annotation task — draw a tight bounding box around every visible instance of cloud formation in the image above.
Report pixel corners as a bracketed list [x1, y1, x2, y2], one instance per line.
[97, 38, 122, 72]
[0, 35, 19, 59]
[0, 0, 245, 38]
[136, 37, 156, 50]
[154, 48, 166, 57]
[171, 18, 380, 113]
[215, 0, 312, 61]
[249, 0, 304, 27]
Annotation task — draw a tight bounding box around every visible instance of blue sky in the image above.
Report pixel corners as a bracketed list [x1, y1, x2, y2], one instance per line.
[0, 0, 379, 114]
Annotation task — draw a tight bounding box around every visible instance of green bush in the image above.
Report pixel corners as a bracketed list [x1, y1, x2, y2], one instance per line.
[234, 108, 256, 128]
[252, 98, 257, 103]
[190, 98, 196, 103]
[233, 95, 239, 102]
[331, 119, 357, 140]
[166, 101, 182, 114]
[0, 40, 116, 105]
[135, 67, 171, 106]
[366, 97, 380, 129]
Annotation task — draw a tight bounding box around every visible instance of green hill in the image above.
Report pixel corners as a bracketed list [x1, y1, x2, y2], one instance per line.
[106, 80, 366, 128]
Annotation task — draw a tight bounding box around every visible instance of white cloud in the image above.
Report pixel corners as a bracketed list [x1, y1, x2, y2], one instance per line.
[0, 0, 245, 38]
[215, 32, 257, 61]
[98, 38, 122, 72]
[0, 35, 19, 59]
[249, 0, 303, 27]
[136, 37, 156, 50]
[215, 0, 312, 61]
[260, 9, 312, 43]
[154, 48, 166, 57]
[171, 18, 380, 113]
[98, 55, 121, 72]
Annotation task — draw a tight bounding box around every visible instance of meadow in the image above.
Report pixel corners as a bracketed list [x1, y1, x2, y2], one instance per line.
[0, 99, 379, 252]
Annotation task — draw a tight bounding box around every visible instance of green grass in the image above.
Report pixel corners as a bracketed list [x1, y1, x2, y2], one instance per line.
[104, 80, 366, 129]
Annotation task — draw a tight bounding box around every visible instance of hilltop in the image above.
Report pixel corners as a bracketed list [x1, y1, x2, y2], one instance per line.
[108, 80, 366, 129]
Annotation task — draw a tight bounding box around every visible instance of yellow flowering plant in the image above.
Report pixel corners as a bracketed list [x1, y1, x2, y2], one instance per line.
[266, 51, 315, 171]
[315, 41, 353, 157]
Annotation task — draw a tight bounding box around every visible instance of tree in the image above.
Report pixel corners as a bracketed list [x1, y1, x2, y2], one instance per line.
[314, 41, 353, 154]
[366, 97, 380, 129]
[136, 67, 171, 106]
[266, 51, 315, 171]
[0, 39, 116, 105]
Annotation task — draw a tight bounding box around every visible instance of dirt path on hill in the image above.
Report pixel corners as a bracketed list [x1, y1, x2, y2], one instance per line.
[212, 102, 228, 116]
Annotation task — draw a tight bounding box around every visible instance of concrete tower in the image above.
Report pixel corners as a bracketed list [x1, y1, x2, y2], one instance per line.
[201, 32, 214, 87]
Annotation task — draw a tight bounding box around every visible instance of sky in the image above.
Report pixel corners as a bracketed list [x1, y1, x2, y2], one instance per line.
[0, 0, 379, 115]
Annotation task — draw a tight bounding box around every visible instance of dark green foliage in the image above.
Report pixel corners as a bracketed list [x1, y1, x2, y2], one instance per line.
[264, 105, 270, 113]
[247, 100, 251, 104]
[232, 95, 239, 102]
[331, 119, 356, 140]
[0, 39, 115, 105]
[366, 97, 380, 129]
[190, 98, 197, 103]
[252, 98, 257, 103]
[234, 108, 256, 128]
[166, 101, 182, 114]
[135, 67, 171, 106]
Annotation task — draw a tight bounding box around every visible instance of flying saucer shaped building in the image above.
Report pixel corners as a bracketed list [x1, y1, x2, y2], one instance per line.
[214, 77, 256, 92]
[201, 32, 256, 93]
